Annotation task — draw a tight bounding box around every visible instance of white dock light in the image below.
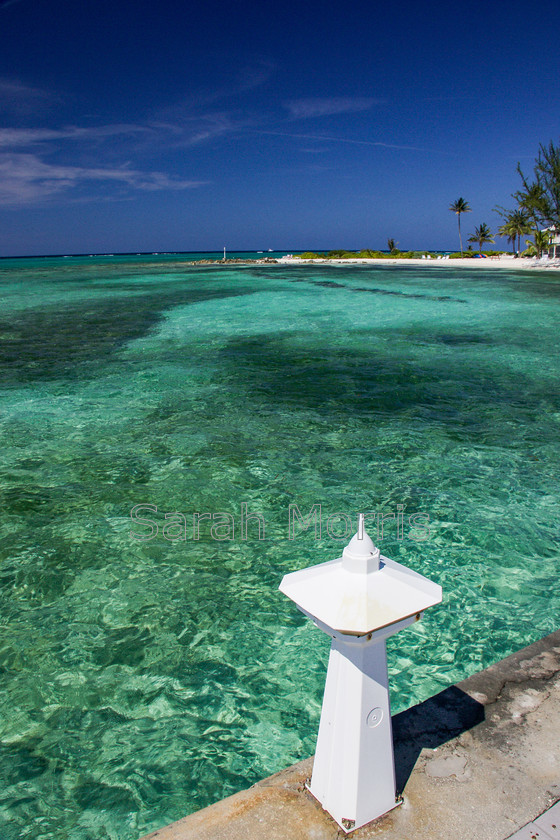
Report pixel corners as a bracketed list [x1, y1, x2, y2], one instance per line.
[279, 514, 442, 832]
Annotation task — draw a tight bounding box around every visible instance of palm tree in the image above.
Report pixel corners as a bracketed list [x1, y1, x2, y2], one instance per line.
[514, 142, 560, 257]
[524, 229, 550, 257]
[516, 142, 560, 233]
[450, 197, 472, 255]
[498, 221, 516, 254]
[467, 223, 495, 255]
[514, 182, 546, 254]
[497, 210, 532, 256]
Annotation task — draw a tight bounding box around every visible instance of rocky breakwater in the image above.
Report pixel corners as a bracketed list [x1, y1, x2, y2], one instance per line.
[184, 257, 279, 266]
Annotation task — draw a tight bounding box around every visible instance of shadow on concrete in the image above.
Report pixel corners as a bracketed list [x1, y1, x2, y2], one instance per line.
[392, 686, 485, 794]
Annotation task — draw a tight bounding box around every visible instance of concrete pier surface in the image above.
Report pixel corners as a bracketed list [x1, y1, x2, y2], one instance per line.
[140, 630, 560, 840]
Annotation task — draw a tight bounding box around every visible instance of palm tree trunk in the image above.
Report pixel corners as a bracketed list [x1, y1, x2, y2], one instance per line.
[458, 215, 463, 255]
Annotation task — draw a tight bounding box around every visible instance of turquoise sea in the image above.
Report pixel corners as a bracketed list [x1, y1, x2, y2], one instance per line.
[1, 254, 560, 839]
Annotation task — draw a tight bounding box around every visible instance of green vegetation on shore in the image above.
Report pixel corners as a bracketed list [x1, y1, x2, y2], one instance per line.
[295, 249, 504, 260]
[296, 250, 429, 260]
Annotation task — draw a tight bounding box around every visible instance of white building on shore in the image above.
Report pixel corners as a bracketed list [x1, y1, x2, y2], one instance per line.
[543, 227, 560, 258]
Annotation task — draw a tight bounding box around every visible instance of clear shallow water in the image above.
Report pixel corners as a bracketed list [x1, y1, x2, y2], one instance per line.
[1, 258, 560, 839]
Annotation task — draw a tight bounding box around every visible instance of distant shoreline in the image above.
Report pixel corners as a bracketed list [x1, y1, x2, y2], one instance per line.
[275, 256, 560, 270]
[156, 255, 560, 270]
[180, 255, 560, 271]
[2, 253, 559, 271]
[202, 255, 560, 271]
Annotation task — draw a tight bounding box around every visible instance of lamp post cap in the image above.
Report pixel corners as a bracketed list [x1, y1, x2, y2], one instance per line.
[279, 510, 442, 636]
[342, 514, 380, 572]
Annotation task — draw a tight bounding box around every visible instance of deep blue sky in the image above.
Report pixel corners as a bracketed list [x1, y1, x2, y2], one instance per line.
[0, 0, 559, 256]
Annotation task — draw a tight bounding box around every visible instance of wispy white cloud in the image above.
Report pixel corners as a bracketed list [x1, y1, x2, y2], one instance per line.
[0, 78, 58, 116]
[0, 115, 237, 156]
[0, 124, 151, 148]
[160, 112, 241, 148]
[284, 97, 376, 120]
[0, 79, 42, 97]
[168, 59, 275, 111]
[149, 103, 263, 150]
[0, 153, 205, 205]
[0, 83, 212, 204]
[143, 59, 273, 150]
[0, 60, 314, 209]
[254, 129, 454, 155]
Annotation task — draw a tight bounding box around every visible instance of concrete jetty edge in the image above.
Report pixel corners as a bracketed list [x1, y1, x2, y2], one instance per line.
[139, 628, 560, 840]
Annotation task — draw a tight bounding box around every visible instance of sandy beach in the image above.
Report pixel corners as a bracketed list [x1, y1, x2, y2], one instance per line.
[276, 256, 560, 270]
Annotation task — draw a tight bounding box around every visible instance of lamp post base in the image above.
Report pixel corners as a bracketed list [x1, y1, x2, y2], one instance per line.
[308, 634, 397, 832]
[305, 782, 402, 833]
